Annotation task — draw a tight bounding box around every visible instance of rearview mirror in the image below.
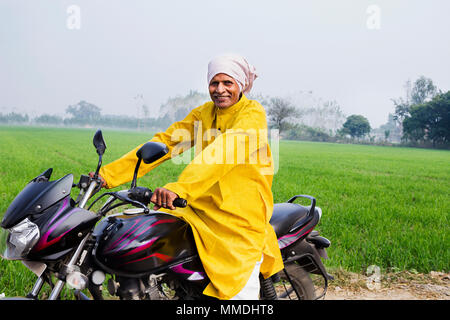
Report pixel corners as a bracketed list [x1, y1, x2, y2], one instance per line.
[130, 142, 168, 189]
[136, 142, 168, 164]
[93, 130, 107, 156]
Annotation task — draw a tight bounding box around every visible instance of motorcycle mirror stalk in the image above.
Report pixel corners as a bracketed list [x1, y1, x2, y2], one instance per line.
[75, 130, 107, 202]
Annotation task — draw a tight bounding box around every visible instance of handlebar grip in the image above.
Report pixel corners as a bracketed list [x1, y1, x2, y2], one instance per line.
[129, 187, 187, 208]
[173, 197, 187, 208]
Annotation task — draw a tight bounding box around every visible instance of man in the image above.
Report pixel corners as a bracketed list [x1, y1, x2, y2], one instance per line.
[96, 54, 283, 299]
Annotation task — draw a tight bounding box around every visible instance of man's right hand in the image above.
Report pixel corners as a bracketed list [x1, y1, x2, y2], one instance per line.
[151, 187, 179, 210]
[88, 172, 107, 188]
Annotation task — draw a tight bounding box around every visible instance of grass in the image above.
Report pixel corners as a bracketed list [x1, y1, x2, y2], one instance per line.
[0, 126, 449, 297]
[274, 140, 449, 274]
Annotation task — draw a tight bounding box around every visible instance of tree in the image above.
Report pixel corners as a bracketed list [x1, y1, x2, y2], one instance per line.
[65, 100, 102, 124]
[267, 97, 302, 135]
[0, 112, 29, 124]
[393, 76, 439, 125]
[301, 100, 346, 133]
[34, 114, 63, 125]
[159, 90, 209, 122]
[341, 114, 371, 139]
[285, 124, 334, 142]
[402, 91, 450, 146]
[411, 76, 438, 105]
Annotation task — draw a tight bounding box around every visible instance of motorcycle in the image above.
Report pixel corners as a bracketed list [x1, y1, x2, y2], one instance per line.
[0, 130, 333, 300]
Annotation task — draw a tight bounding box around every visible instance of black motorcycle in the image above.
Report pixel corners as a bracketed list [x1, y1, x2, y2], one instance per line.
[0, 130, 332, 300]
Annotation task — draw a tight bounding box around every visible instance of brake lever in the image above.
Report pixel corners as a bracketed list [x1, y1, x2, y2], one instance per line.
[114, 190, 150, 214]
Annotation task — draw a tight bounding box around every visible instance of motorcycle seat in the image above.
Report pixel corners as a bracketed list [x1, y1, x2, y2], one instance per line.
[269, 203, 310, 238]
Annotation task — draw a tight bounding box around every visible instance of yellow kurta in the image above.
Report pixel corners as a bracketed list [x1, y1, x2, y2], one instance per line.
[99, 95, 284, 299]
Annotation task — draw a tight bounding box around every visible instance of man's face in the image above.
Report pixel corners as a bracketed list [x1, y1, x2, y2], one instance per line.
[209, 73, 241, 108]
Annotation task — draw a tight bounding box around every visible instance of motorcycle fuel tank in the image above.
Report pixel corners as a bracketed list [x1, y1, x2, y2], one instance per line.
[93, 212, 199, 277]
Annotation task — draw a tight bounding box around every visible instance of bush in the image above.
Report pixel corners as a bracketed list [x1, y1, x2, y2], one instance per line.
[285, 124, 335, 142]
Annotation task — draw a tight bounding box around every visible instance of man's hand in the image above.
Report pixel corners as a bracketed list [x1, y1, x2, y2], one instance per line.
[151, 187, 178, 210]
[88, 172, 107, 188]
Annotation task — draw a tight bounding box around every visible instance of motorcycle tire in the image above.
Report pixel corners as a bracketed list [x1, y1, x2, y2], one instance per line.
[278, 262, 316, 300]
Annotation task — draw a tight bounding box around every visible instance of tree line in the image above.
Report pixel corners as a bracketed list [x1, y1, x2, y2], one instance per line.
[1, 76, 448, 148]
[265, 76, 449, 148]
[0, 100, 174, 131]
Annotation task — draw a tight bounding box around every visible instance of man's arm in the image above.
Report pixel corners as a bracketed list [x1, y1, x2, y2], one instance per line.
[99, 107, 201, 189]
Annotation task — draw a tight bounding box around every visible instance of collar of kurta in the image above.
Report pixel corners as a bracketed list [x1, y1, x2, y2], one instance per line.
[215, 94, 248, 115]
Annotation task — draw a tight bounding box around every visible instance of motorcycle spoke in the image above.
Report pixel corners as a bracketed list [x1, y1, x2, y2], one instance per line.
[281, 282, 294, 299]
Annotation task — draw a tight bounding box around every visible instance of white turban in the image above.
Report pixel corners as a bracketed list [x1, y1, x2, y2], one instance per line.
[207, 54, 258, 95]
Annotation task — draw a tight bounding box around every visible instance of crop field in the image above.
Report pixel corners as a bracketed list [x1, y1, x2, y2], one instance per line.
[0, 126, 449, 297]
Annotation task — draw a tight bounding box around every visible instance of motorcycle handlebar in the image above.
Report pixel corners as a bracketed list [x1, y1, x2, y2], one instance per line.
[128, 186, 187, 208]
[89, 186, 188, 217]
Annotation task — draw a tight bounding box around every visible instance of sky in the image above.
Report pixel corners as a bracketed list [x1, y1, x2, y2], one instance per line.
[1, 0, 449, 128]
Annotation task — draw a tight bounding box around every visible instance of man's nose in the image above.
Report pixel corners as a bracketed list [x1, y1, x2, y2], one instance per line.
[215, 82, 226, 93]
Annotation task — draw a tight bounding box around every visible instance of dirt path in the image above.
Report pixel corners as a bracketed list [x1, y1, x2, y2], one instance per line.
[323, 270, 449, 300]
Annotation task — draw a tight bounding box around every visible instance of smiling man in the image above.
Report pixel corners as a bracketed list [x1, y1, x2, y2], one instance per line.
[209, 73, 240, 108]
[97, 54, 283, 300]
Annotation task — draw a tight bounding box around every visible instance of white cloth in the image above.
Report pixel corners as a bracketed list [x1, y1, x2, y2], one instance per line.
[207, 54, 258, 95]
[230, 256, 263, 300]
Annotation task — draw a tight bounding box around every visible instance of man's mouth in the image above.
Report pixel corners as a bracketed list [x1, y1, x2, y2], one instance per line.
[214, 96, 230, 100]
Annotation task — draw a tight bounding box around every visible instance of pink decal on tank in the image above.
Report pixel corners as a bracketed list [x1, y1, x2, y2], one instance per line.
[118, 236, 159, 258]
[105, 218, 142, 253]
[114, 218, 176, 254]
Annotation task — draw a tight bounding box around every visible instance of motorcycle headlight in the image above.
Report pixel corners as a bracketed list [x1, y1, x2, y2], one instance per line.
[0, 218, 40, 260]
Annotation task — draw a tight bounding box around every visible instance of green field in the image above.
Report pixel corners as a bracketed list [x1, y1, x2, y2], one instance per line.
[0, 126, 449, 297]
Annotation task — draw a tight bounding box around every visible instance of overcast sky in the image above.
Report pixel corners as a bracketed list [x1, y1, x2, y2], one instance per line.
[1, 0, 449, 127]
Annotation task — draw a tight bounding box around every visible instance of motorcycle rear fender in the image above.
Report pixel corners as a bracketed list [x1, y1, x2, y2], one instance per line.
[281, 238, 333, 280]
